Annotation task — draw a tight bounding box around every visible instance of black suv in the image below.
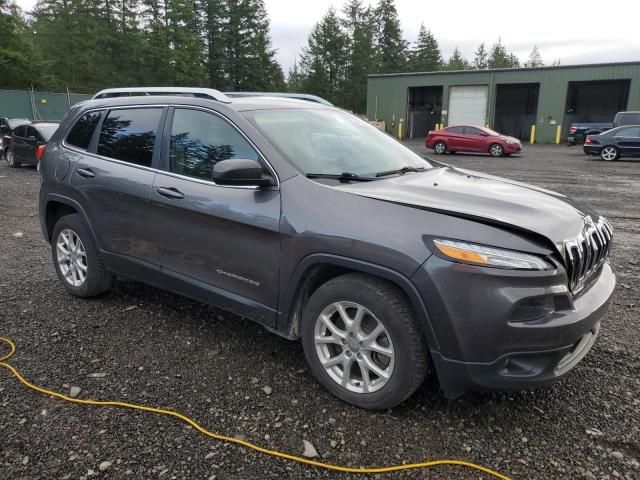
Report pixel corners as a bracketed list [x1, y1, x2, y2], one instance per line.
[38, 88, 616, 409]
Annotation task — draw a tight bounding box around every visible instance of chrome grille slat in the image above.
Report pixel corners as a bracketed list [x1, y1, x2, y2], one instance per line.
[564, 216, 612, 293]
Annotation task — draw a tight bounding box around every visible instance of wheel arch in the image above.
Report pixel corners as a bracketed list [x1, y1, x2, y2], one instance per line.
[42, 195, 96, 245]
[276, 254, 440, 353]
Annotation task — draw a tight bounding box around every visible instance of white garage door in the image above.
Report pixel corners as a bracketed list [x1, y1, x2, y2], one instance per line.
[448, 86, 488, 126]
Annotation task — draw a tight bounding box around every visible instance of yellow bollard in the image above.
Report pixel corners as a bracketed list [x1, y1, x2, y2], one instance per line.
[398, 118, 404, 139]
[530, 125, 536, 144]
[555, 125, 562, 144]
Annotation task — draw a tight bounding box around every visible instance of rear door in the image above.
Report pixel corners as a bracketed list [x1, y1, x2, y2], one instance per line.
[445, 126, 466, 150]
[151, 106, 281, 325]
[21, 126, 40, 165]
[614, 126, 640, 155]
[67, 107, 165, 270]
[11, 125, 28, 162]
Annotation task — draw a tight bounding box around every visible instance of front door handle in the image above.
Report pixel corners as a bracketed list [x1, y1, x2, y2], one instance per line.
[157, 187, 185, 199]
[76, 167, 95, 178]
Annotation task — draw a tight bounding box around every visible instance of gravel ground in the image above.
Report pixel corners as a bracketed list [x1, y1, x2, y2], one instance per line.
[1, 144, 639, 480]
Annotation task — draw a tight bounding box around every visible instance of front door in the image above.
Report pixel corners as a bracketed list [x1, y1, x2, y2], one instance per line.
[152, 107, 281, 326]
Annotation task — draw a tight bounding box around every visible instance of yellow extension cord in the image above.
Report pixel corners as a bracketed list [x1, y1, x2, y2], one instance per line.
[0, 336, 511, 479]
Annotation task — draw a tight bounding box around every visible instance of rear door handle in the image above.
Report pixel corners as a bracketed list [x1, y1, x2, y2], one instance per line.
[76, 167, 95, 178]
[157, 187, 185, 199]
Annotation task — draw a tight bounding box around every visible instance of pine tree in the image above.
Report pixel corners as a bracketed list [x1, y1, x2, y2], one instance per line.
[409, 23, 442, 72]
[488, 38, 510, 68]
[0, 0, 50, 89]
[299, 7, 348, 104]
[287, 60, 305, 92]
[473, 43, 488, 70]
[445, 47, 469, 71]
[341, 0, 376, 112]
[525, 46, 543, 68]
[508, 52, 520, 68]
[374, 0, 406, 73]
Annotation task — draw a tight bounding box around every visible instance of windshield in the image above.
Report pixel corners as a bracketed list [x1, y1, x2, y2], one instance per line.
[38, 125, 59, 141]
[244, 109, 431, 177]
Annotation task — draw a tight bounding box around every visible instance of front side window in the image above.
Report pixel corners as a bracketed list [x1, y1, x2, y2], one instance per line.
[67, 112, 101, 150]
[244, 108, 430, 176]
[169, 108, 259, 181]
[97, 108, 162, 167]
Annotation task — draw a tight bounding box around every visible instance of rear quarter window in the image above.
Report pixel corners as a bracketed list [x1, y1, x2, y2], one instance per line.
[66, 112, 102, 150]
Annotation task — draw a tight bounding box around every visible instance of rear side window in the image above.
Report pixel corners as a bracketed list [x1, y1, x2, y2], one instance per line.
[446, 126, 464, 134]
[97, 108, 162, 167]
[616, 127, 640, 137]
[67, 112, 101, 150]
[14, 125, 27, 137]
[168, 108, 259, 181]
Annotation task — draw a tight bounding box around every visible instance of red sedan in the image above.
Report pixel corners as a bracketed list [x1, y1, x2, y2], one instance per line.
[426, 125, 522, 157]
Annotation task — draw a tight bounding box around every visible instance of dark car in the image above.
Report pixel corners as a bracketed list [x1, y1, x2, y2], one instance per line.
[426, 125, 522, 157]
[0, 117, 31, 153]
[567, 111, 640, 145]
[38, 88, 615, 409]
[4, 122, 59, 167]
[583, 125, 640, 161]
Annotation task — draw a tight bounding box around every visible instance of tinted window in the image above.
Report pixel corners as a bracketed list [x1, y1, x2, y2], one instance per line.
[616, 127, 640, 137]
[169, 108, 259, 180]
[26, 126, 40, 140]
[67, 112, 101, 149]
[14, 125, 27, 138]
[97, 108, 162, 167]
[616, 113, 640, 126]
[464, 127, 483, 135]
[446, 126, 464, 134]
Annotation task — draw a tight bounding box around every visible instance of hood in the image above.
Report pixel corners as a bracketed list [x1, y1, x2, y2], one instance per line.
[337, 166, 598, 254]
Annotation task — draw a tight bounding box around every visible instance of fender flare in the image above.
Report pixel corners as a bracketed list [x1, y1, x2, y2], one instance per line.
[41, 194, 98, 247]
[277, 253, 440, 352]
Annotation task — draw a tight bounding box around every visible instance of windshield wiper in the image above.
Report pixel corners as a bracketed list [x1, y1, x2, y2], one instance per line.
[375, 166, 428, 177]
[306, 172, 375, 182]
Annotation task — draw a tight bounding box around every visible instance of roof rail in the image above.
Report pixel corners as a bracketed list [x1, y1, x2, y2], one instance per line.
[224, 92, 333, 106]
[92, 87, 231, 103]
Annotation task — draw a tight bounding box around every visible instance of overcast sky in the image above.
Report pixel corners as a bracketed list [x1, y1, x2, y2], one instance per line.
[16, 0, 640, 73]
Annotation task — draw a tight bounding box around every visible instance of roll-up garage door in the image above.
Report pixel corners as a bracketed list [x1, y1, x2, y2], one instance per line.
[448, 86, 488, 126]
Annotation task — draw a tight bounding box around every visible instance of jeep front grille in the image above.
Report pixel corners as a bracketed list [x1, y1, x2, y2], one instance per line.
[564, 217, 612, 293]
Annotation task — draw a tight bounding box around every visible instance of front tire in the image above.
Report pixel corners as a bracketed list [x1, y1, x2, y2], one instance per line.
[489, 143, 504, 157]
[433, 141, 447, 154]
[6, 149, 19, 168]
[301, 273, 429, 409]
[600, 146, 619, 161]
[51, 214, 113, 298]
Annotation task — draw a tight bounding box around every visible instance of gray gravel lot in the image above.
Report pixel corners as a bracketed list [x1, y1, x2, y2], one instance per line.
[1, 144, 639, 480]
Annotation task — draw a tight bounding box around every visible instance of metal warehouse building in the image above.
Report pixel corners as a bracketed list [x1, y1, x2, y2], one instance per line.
[367, 61, 640, 144]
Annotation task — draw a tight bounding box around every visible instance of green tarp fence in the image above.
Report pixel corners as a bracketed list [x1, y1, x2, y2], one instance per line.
[0, 89, 93, 121]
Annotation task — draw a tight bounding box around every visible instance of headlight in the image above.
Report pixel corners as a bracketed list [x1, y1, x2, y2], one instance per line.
[506, 139, 516, 144]
[433, 239, 552, 270]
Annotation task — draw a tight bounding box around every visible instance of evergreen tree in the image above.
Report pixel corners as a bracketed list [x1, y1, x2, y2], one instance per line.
[374, 0, 406, 73]
[488, 38, 510, 68]
[340, 0, 376, 112]
[508, 52, 520, 68]
[299, 7, 348, 104]
[473, 42, 488, 69]
[287, 60, 305, 92]
[165, 0, 207, 86]
[409, 23, 442, 72]
[203, 0, 226, 88]
[525, 45, 543, 68]
[445, 47, 469, 71]
[0, 0, 50, 89]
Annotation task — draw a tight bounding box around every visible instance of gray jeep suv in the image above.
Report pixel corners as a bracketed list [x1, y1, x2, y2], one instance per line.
[38, 88, 616, 409]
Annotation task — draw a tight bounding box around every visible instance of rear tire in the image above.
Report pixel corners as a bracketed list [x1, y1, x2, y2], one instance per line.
[51, 214, 113, 298]
[301, 273, 429, 409]
[6, 149, 19, 168]
[600, 146, 619, 161]
[489, 143, 504, 157]
[433, 141, 447, 154]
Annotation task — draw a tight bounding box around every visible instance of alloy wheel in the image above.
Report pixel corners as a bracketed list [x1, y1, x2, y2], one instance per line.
[6, 150, 14, 167]
[314, 301, 395, 394]
[434, 142, 446, 154]
[56, 229, 88, 287]
[601, 146, 617, 161]
[490, 144, 503, 157]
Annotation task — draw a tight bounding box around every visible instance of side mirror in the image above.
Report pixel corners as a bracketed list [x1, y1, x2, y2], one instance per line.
[213, 159, 274, 187]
